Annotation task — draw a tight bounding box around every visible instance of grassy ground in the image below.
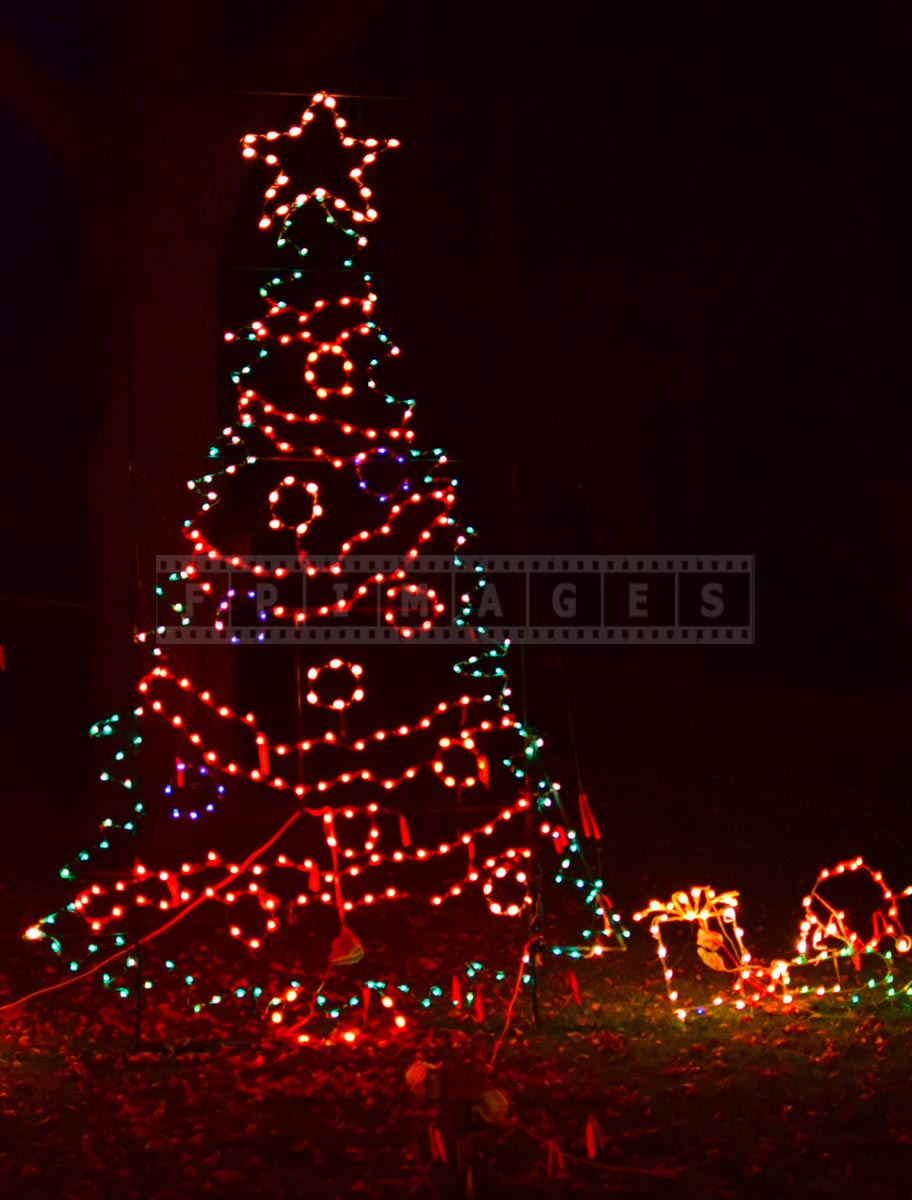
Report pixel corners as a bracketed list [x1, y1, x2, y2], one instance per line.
[1, 898, 911, 1200]
[1, 662, 910, 1197]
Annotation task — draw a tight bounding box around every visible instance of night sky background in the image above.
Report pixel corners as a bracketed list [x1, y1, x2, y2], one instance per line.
[0, 2, 909, 907]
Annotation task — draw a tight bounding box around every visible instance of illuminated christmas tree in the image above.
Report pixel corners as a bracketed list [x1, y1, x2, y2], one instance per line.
[27, 94, 622, 1041]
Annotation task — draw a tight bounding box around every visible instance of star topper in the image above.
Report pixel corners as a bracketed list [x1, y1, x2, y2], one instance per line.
[241, 93, 400, 256]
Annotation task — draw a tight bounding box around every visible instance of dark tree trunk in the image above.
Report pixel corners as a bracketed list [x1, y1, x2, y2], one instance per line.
[82, 91, 244, 710]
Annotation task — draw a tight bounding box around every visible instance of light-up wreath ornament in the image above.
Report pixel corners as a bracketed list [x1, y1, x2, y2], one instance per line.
[24, 94, 623, 1043]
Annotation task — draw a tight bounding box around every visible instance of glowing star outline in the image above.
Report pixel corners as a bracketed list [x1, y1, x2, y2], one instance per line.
[240, 92, 401, 249]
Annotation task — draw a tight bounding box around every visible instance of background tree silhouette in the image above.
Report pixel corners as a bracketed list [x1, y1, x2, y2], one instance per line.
[0, 0, 378, 721]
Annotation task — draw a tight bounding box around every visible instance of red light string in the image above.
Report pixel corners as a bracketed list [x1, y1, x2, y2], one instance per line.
[488, 935, 540, 1067]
